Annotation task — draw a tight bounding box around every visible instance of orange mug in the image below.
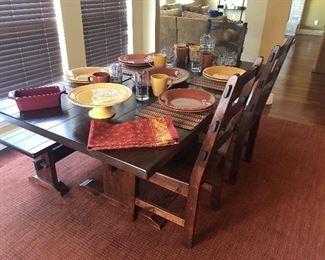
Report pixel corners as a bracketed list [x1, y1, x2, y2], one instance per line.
[201, 52, 215, 70]
[174, 43, 189, 64]
[88, 72, 110, 83]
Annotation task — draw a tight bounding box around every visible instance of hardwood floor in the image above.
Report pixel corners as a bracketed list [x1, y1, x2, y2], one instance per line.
[269, 35, 325, 126]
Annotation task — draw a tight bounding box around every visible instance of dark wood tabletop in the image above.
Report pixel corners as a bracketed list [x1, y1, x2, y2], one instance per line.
[0, 78, 212, 180]
[0, 60, 254, 180]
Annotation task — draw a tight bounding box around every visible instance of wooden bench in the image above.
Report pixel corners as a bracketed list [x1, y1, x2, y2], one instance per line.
[0, 123, 74, 196]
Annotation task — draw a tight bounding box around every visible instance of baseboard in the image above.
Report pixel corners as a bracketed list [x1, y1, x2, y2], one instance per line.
[296, 29, 324, 36]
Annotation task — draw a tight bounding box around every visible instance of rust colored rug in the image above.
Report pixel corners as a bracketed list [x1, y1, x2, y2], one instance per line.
[0, 116, 324, 259]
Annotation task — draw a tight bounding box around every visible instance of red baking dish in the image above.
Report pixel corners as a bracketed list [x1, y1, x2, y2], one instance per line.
[8, 85, 66, 112]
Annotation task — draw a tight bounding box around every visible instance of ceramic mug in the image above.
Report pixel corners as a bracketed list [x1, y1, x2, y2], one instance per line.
[151, 73, 173, 97]
[174, 43, 189, 64]
[201, 52, 215, 70]
[153, 53, 167, 68]
[88, 72, 110, 83]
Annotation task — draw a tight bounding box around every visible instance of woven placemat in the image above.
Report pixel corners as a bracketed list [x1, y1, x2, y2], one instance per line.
[190, 75, 226, 92]
[136, 101, 211, 130]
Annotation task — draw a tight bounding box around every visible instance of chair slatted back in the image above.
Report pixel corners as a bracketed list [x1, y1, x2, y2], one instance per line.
[226, 37, 295, 185]
[206, 19, 248, 66]
[239, 36, 295, 135]
[190, 58, 263, 183]
[182, 59, 262, 246]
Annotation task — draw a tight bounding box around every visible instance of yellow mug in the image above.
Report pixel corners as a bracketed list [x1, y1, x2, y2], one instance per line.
[151, 73, 173, 97]
[153, 53, 166, 68]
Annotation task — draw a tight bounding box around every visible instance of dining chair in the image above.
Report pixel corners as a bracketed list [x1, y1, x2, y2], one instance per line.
[134, 58, 263, 247]
[205, 19, 248, 67]
[228, 36, 296, 184]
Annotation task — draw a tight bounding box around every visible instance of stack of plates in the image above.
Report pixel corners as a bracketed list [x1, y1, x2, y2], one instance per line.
[118, 54, 152, 67]
[203, 66, 246, 83]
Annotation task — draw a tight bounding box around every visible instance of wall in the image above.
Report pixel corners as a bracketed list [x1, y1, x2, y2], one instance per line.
[60, 0, 86, 69]
[132, 1, 144, 53]
[241, 0, 268, 61]
[300, 0, 325, 30]
[259, 0, 293, 60]
[133, 0, 158, 54]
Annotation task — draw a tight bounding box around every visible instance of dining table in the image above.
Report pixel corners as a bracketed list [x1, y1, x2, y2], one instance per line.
[0, 60, 252, 228]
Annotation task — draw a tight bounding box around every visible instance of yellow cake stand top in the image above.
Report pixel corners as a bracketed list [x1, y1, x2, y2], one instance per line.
[67, 83, 132, 119]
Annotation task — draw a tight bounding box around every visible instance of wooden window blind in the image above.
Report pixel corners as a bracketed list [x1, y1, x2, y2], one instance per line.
[0, 0, 63, 98]
[81, 0, 128, 67]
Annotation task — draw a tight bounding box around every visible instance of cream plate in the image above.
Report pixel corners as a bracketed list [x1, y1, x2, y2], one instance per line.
[67, 83, 132, 119]
[65, 67, 109, 84]
[203, 66, 246, 81]
[202, 73, 228, 83]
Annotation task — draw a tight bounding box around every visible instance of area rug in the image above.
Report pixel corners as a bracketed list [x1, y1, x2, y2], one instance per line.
[0, 116, 324, 259]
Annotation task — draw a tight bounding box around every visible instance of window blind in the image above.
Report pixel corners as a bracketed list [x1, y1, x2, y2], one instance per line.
[0, 0, 63, 98]
[81, 0, 128, 67]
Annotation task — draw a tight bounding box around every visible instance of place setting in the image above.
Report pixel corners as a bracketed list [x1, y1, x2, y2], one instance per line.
[118, 53, 153, 77]
[65, 65, 131, 119]
[65, 67, 110, 84]
[134, 64, 216, 130]
[190, 65, 246, 92]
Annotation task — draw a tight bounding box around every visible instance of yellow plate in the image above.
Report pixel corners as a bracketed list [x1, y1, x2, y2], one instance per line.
[202, 73, 228, 83]
[67, 83, 132, 119]
[203, 66, 246, 81]
[65, 67, 109, 84]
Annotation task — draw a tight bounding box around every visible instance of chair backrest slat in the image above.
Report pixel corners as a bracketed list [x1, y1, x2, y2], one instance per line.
[206, 19, 248, 66]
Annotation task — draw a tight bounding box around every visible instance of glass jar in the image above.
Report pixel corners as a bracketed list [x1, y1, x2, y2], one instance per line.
[199, 33, 216, 53]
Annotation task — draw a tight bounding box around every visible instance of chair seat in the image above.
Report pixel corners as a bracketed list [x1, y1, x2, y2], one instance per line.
[156, 142, 199, 183]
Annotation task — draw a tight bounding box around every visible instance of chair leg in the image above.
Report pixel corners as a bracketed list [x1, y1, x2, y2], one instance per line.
[228, 143, 242, 185]
[210, 167, 225, 210]
[244, 119, 260, 163]
[208, 156, 226, 209]
[183, 183, 201, 248]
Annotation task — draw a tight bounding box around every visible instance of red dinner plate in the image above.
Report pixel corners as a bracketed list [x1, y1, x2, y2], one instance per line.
[118, 54, 152, 67]
[158, 88, 216, 112]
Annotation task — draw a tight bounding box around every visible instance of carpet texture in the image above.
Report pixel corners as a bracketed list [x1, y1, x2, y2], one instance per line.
[0, 116, 324, 259]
